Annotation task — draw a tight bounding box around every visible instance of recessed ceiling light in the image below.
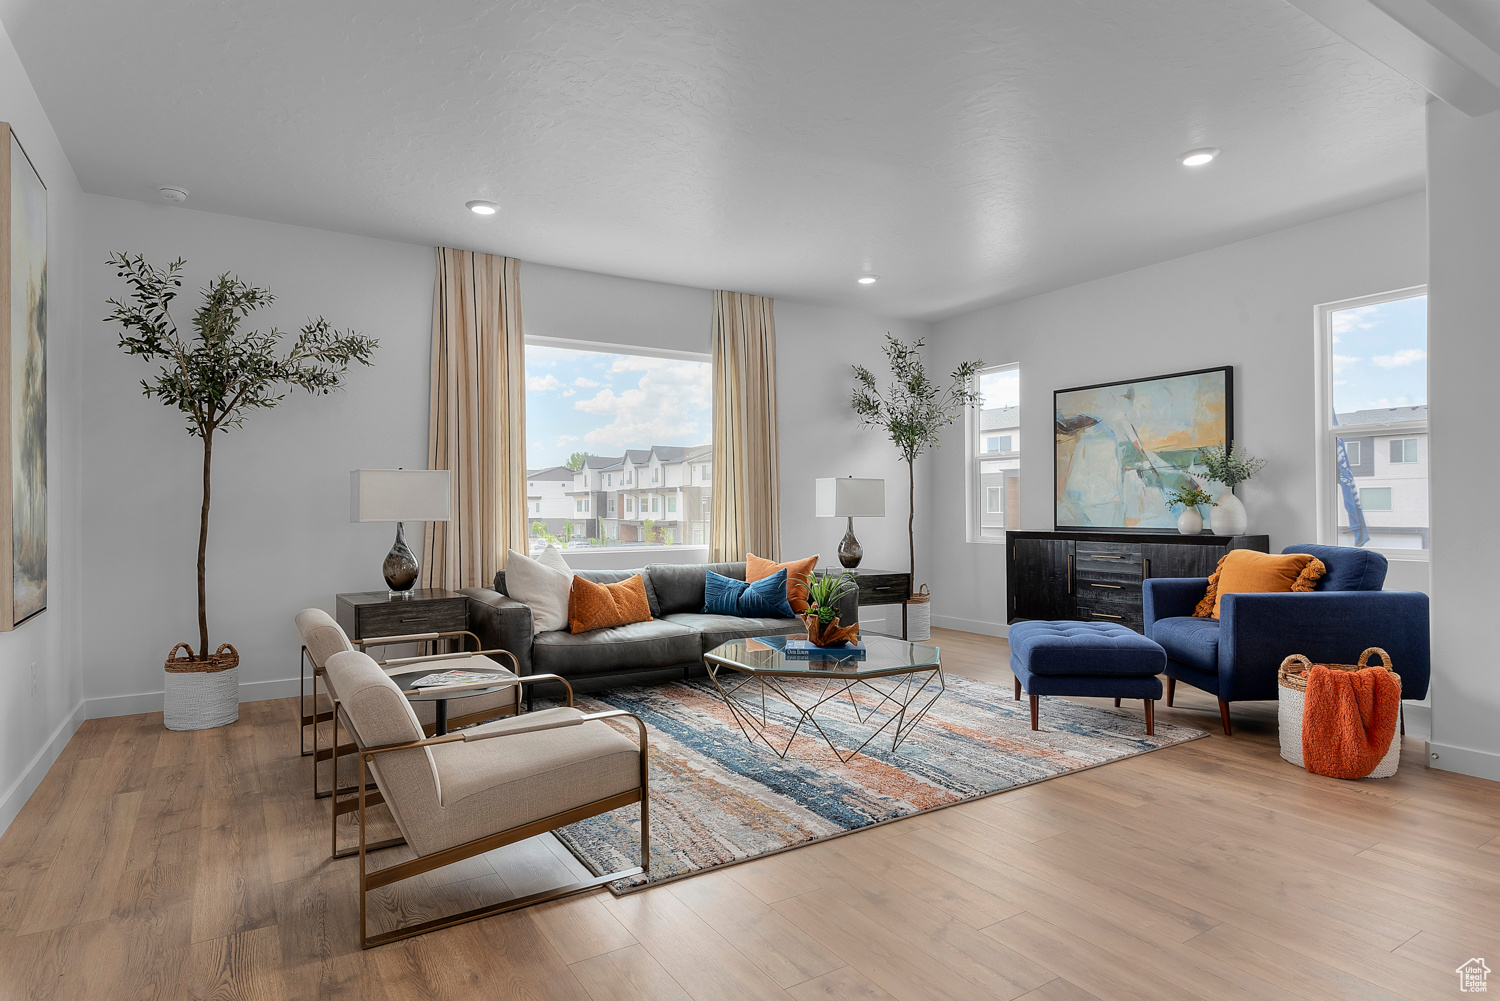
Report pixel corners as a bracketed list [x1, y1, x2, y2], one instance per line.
[857, 275, 879, 285]
[1177, 148, 1220, 167]
[466, 199, 499, 215]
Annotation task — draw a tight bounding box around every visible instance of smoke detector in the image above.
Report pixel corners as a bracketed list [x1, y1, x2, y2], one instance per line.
[158, 185, 188, 203]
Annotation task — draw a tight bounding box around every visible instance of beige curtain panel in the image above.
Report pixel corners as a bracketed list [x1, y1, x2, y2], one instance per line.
[710, 290, 781, 562]
[423, 249, 528, 590]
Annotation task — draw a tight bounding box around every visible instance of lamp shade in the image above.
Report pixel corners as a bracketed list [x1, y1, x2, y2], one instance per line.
[814, 477, 885, 518]
[350, 469, 452, 523]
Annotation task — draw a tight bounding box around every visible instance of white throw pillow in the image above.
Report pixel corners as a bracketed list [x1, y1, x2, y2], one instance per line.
[505, 546, 573, 634]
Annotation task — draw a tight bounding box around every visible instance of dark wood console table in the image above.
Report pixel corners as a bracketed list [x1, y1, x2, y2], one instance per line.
[1005, 531, 1269, 633]
[820, 567, 913, 639]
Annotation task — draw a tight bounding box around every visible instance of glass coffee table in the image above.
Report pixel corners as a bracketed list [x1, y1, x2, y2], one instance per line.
[703, 634, 943, 762]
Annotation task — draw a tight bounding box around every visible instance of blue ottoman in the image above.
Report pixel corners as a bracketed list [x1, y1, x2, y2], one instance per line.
[1008, 621, 1167, 734]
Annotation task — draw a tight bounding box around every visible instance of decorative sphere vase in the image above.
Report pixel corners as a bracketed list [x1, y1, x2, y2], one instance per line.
[1211, 491, 1247, 536]
[1176, 508, 1203, 535]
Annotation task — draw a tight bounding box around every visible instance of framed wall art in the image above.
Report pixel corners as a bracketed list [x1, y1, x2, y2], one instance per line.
[1, 123, 47, 627]
[1054, 365, 1230, 532]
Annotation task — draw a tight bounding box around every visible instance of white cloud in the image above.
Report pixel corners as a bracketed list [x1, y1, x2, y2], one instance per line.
[1330, 305, 1380, 336]
[556, 434, 580, 445]
[1372, 348, 1426, 369]
[562, 389, 576, 397]
[526, 373, 562, 392]
[574, 376, 600, 387]
[1331, 354, 1359, 375]
[573, 359, 711, 451]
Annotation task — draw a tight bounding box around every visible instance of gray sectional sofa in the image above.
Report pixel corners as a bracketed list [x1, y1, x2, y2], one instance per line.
[462, 560, 859, 694]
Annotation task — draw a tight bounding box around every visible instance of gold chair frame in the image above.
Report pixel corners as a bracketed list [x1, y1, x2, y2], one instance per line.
[304, 629, 522, 799]
[326, 673, 649, 948]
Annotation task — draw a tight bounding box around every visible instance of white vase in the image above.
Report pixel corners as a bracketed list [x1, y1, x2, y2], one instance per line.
[1177, 508, 1203, 535]
[1212, 491, 1247, 536]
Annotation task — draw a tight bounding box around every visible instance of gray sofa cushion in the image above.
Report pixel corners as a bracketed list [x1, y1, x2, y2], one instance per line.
[493, 567, 661, 618]
[662, 612, 805, 653]
[647, 562, 746, 615]
[532, 619, 700, 677]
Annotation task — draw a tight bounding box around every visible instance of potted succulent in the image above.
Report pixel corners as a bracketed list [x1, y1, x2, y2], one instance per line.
[1165, 486, 1216, 536]
[851, 335, 982, 638]
[1199, 443, 1266, 536]
[800, 569, 860, 647]
[105, 254, 377, 730]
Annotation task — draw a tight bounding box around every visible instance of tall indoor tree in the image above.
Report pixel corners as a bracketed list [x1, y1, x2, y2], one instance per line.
[852, 335, 983, 596]
[105, 253, 378, 661]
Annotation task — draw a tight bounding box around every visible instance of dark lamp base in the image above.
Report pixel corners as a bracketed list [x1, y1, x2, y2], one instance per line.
[838, 517, 863, 569]
[383, 522, 420, 594]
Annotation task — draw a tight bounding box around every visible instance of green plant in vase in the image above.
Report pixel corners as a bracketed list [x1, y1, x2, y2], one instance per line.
[1198, 442, 1265, 536]
[1165, 486, 1216, 536]
[799, 569, 860, 646]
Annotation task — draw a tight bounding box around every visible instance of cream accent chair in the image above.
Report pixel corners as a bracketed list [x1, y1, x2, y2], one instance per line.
[295, 608, 521, 798]
[322, 649, 649, 948]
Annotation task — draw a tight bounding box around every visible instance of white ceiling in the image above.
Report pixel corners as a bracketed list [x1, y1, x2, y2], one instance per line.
[1, 0, 1426, 319]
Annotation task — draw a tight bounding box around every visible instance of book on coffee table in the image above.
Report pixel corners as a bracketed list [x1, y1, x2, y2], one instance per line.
[781, 639, 867, 661]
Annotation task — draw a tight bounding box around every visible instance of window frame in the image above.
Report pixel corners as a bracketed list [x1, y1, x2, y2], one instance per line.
[524, 335, 713, 554]
[1344, 440, 1361, 467]
[1313, 285, 1429, 560]
[966, 362, 1020, 545]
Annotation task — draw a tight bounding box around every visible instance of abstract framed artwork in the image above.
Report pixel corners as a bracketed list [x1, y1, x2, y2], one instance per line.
[0, 123, 47, 628]
[1054, 366, 1230, 531]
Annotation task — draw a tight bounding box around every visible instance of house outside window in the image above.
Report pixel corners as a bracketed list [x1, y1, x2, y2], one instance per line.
[1316, 288, 1428, 553]
[525, 339, 713, 551]
[1390, 438, 1418, 463]
[968, 364, 1020, 542]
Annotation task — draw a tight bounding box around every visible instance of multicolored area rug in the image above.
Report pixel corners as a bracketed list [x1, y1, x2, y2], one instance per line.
[555, 675, 1206, 893]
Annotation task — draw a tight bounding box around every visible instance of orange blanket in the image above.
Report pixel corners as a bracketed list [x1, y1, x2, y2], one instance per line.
[1302, 665, 1401, 779]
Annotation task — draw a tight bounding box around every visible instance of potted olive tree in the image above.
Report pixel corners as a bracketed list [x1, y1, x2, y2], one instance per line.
[851, 335, 982, 639]
[106, 254, 377, 730]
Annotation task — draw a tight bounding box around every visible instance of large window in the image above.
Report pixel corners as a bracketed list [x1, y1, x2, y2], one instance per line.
[1316, 288, 1428, 553]
[525, 339, 712, 551]
[969, 364, 1020, 542]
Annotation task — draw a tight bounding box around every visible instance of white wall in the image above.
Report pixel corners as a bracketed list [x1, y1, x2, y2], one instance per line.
[1425, 101, 1500, 781]
[776, 302, 934, 634]
[0, 20, 86, 832]
[928, 193, 1428, 634]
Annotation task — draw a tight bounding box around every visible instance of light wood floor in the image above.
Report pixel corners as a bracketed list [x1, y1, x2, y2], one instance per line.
[2, 627, 1497, 1001]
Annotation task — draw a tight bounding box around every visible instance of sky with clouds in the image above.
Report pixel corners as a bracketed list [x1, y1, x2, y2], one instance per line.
[525, 344, 712, 469]
[1331, 294, 1427, 415]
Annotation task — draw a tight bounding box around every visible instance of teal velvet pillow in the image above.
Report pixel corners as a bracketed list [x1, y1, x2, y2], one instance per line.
[703, 568, 796, 619]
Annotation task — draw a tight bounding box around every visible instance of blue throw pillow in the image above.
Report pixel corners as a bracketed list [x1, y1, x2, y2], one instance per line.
[703, 568, 796, 619]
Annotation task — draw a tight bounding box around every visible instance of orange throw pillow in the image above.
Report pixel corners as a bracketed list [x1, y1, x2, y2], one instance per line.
[569, 574, 653, 633]
[747, 553, 819, 614]
[1193, 550, 1327, 619]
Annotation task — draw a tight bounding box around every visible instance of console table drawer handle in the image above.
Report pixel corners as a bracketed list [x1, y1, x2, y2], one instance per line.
[1090, 611, 1123, 619]
[1090, 555, 1124, 560]
[1089, 583, 1122, 589]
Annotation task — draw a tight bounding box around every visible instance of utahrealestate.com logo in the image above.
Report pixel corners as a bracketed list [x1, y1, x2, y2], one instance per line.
[1458, 959, 1491, 993]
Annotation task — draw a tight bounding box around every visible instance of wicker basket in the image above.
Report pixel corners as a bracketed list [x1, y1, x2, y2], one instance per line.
[1277, 647, 1400, 778]
[906, 583, 932, 641]
[163, 642, 240, 731]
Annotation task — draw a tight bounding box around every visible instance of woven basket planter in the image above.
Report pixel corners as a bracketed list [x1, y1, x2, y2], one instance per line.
[1277, 647, 1400, 778]
[163, 642, 240, 731]
[906, 584, 932, 641]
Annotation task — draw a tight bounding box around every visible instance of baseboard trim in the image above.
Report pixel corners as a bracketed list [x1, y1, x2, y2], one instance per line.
[930, 614, 1010, 639]
[0, 700, 86, 836]
[1428, 740, 1500, 782]
[85, 676, 303, 720]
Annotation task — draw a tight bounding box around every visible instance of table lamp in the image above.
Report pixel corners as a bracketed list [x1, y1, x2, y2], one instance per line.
[814, 476, 885, 568]
[350, 469, 452, 595]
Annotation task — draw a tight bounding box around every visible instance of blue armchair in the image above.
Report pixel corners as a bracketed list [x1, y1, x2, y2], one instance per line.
[1143, 544, 1429, 735]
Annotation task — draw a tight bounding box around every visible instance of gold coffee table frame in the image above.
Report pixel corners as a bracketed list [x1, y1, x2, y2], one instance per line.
[703, 635, 944, 762]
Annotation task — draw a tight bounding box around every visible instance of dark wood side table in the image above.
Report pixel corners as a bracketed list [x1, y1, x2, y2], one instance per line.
[336, 588, 468, 641]
[819, 567, 913, 639]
